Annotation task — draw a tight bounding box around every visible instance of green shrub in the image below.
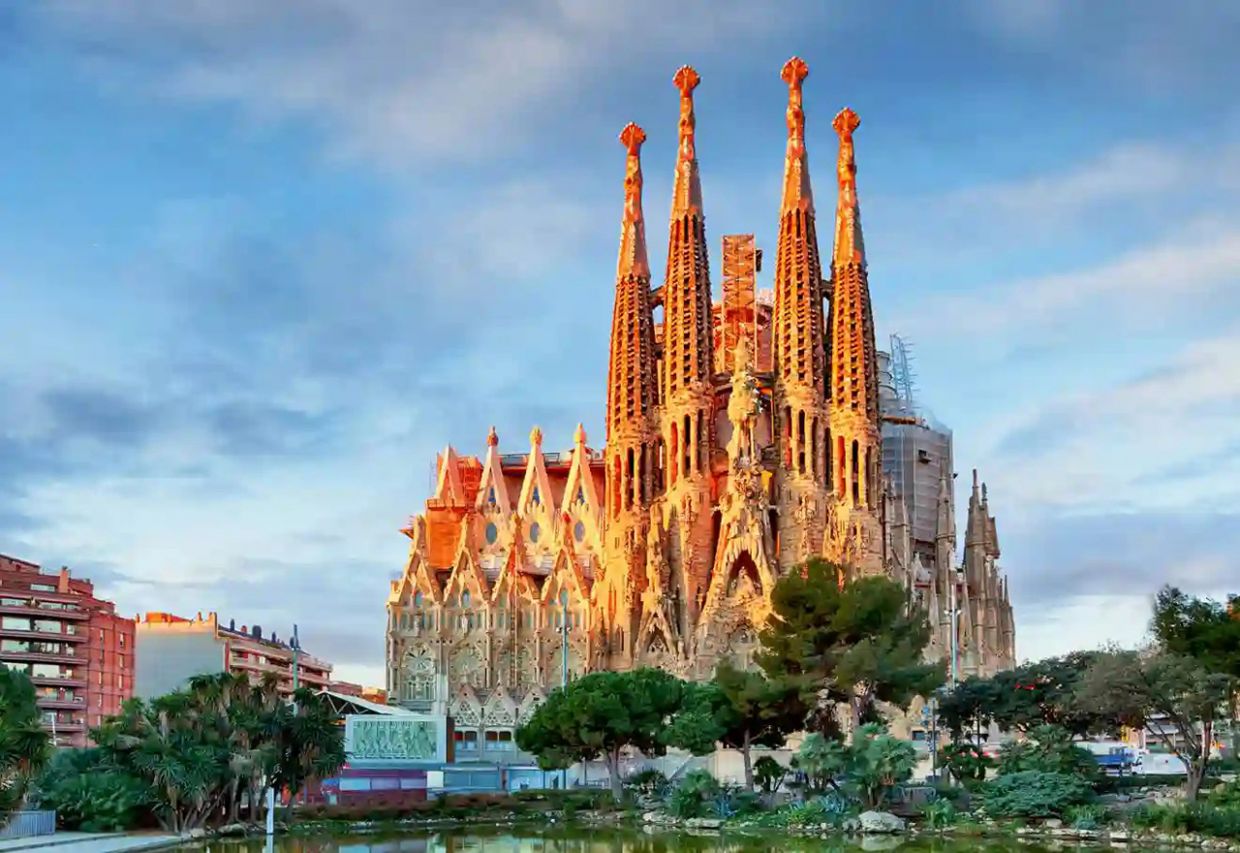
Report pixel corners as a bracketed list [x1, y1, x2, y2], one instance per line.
[666, 770, 720, 819]
[626, 768, 670, 799]
[753, 756, 788, 795]
[982, 770, 1094, 818]
[1129, 801, 1240, 838]
[940, 741, 991, 786]
[921, 798, 957, 829]
[750, 794, 852, 828]
[1065, 803, 1110, 830]
[33, 749, 153, 832]
[1208, 780, 1240, 809]
[996, 726, 1098, 780]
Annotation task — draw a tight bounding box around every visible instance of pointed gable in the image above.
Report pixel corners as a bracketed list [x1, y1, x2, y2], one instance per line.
[475, 426, 513, 513]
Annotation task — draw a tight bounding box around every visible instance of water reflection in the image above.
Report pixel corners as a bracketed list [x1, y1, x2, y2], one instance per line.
[188, 827, 1060, 853]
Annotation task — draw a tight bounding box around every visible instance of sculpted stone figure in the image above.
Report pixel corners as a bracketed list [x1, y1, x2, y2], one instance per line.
[726, 335, 760, 466]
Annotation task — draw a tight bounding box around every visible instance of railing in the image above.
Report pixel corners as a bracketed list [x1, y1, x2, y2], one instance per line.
[0, 810, 56, 840]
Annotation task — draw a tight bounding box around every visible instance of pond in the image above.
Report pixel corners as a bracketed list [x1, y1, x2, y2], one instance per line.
[179, 826, 1121, 852]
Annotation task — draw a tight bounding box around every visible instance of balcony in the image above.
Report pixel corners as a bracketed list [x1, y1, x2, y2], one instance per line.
[0, 600, 89, 620]
[0, 648, 79, 664]
[30, 674, 86, 689]
[36, 695, 84, 710]
[0, 626, 87, 643]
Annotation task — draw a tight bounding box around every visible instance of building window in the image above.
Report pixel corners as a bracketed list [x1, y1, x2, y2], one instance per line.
[529, 522, 541, 544]
[2, 616, 31, 631]
[574, 520, 585, 542]
[453, 729, 478, 752]
[485, 730, 514, 751]
[485, 522, 498, 545]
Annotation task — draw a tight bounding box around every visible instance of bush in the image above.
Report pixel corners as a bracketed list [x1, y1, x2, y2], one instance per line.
[751, 794, 852, 828]
[33, 749, 153, 832]
[1129, 802, 1240, 838]
[921, 798, 957, 829]
[940, 741, 992, 787]
[982, 770, 1094, 818]
[626, 768, 670, 799]
[1065, 803, 1110, 830]
[665, 770, 720, 819]
[996, 726, 1098, 780]
[1208, 780, 1240, 809]
[753, 756, 788, 795]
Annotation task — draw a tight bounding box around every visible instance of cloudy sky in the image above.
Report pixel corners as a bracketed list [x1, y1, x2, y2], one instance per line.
[3, 2, 1238, 686]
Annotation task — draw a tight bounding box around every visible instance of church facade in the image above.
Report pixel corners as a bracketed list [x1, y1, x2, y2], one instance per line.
[385, 60, 1015, 736]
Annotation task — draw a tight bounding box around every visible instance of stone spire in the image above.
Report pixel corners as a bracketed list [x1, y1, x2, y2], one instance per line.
[603, 122, 659, 666]
[669, 65, 704, 218]
[825, 106, 883, 579]
[832, 107, 865, 267]
[656, 66, 716, 650]
[616, 123, 651, 282]
[771, 57, 830, 571]
[829, 107, 879, 425]
[780, 57, 814, 215]
[661, 66, 714, 428]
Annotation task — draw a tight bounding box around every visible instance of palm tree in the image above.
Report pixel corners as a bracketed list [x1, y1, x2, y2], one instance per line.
[0, 669, 51, 819]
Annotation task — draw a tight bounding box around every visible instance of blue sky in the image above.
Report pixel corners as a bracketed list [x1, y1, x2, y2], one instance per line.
[2, 2, 1238, 685]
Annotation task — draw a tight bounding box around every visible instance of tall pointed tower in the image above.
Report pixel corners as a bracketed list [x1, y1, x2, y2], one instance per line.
[771, 57, 830, 571]
[601, 122, 659, 666]
[825, 106, 883, 575]
[658, 66, 716, 640]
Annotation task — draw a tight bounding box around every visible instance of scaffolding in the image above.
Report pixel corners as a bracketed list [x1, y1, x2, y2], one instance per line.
[720, 234, 760, 373]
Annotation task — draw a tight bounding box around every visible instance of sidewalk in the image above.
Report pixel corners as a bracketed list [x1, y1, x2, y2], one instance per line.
[0, 833, 181, 852]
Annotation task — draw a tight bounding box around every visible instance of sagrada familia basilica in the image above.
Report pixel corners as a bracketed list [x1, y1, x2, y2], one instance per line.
[386, 59, 1015, 732]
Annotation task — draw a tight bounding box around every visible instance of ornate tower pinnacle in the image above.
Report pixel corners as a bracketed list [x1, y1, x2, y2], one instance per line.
[617, 122, 650, 280]
[670, 65, 704, 218]
[603, 122, 659, 666]
[826, 104, 882, 575]
[657, 64, 716, 647]
[606, 121, 658, 447]
[832, 107, 865, 267]
[771, 56, 829, 571]
[780, 57, 813, 215]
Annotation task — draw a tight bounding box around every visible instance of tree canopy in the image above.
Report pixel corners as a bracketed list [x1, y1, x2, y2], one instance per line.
[89, 672, 344, 831]
[938, 652, 1122, 739]
[1153, 586, 1240, 689]
[1079, 650, 1234, 801]
[757, 559, 943, 729]
[515, 668, 701, 799]
[665, 661, 805, 790]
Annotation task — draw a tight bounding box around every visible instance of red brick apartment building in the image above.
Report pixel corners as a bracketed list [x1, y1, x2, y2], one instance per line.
[0, 554, 135, 747]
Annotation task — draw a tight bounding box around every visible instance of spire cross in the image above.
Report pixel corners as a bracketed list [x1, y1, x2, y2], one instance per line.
[619, 122, 647, 229]
[781, 57, 809, 152]
[833, 107, 860, 193]
[673, 65, 700, 164]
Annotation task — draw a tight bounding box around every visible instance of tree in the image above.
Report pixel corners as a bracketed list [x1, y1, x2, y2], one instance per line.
[995, 724, 1098, 780]
[936, 676, 999, 740]
[666, 662, 806, 791]
[848, 723, 917, 810]
[0, 669, 51, 818]
[790, 723, 915, 809]
[1080, 650, 1234, 800]
[90, 673, 344, 831]
[758, 559, 944, 729]
[938, 653, 1123, 740]
[515, 668, 694, 800]
[1153, 586, 1240, 691]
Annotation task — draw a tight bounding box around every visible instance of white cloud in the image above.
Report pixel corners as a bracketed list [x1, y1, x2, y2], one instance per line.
[38, 0, 784, 169]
